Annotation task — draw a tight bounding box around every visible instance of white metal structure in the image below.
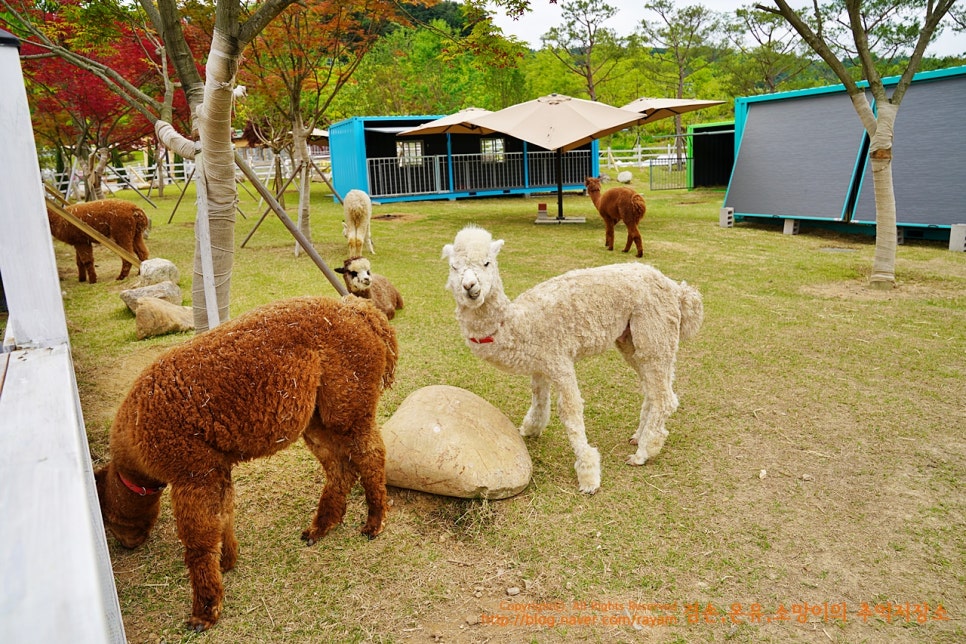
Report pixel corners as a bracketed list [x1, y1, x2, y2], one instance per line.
[0, 29, 126, 643]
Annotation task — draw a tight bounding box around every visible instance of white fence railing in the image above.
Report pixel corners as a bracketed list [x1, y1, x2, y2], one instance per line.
[43, 149, 331, 200]
[599, 145, 682, 169]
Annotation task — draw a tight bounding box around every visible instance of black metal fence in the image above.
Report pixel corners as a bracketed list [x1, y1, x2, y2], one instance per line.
[366, 150, 593, 198]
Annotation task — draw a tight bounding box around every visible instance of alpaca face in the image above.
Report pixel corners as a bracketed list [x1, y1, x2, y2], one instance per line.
[442, 227, 504, 309]
[95, 465, 162, 549]
[336, 257, 373, 294]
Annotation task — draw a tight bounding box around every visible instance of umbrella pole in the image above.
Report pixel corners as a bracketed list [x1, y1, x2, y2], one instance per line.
[556, 150, 564, 220]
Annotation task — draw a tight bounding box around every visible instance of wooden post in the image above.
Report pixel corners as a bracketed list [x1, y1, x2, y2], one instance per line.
[43, 188, 142, 270]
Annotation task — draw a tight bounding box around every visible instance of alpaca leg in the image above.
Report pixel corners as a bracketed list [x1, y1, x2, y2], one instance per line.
[114, 231, 135, 280]
[117, 259, 133, 280]
[347, 426, 389, 539]
[220, 483, 238, 572]
[615, 332, 650, 446]
[604, 221, 616, 251]
[622, 225, 644, 258]
[626, 360, 679, 466]
[170, 478, 232, 632]
[621, 228, 634, 254]
[554, 369, 601, 494]
[76, 243, 96, 283]
[134, 234, 150, 262]
[520, 373, 552, 437]
[74, 249, 86, 282]
[301, 416, 357, 545]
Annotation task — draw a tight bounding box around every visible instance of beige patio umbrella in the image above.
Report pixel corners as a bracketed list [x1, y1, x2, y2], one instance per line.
[468, 94, 649, 219]
[620, 97, 725, 124]
[471, 94, 646, 152]
[397, 107, 495, 136]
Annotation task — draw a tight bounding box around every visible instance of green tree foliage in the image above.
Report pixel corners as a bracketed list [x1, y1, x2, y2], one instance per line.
[332, 19, 528, 116]
[540, 0, 627, 100]
[637, 0, 725, 97]
[723, 5, 819, 95]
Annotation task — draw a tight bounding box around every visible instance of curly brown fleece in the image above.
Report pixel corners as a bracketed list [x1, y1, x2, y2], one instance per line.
[584, 177, 646, 258]
[47, 199, 150, 282]
[94, 296, 397, 632]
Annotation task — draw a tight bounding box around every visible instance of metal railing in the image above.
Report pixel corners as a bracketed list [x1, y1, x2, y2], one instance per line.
[646, 155, 690, 191]
[366, 150, 593, 198]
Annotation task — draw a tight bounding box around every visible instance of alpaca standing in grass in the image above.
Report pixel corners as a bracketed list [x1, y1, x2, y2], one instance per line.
[584, 176, 645, 258]
[336, 256, 404, 320]
[47, 199, 150, 282]
[95, 296, 397, 631]
[342, 189, 375, 256]
[442, 226, 702, 494]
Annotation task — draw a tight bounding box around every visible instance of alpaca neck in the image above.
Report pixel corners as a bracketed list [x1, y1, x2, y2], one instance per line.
[459, 287, 513, 340]
[588, 189, 602, 211]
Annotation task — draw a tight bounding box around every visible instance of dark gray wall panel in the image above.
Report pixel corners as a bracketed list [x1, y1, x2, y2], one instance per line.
[725, 93, 867, 220]
[852, 75, 966, 226]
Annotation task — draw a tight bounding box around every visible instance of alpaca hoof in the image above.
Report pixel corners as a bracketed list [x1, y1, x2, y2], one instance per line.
[361, 518, 385, 540]
[575, 448, 601, 494]
[625, 453, 647, 466]
[187, 615, 217, 632]
[628, 437, 639, 446]
[578, 481, 600, 494]
[519, 424, 543, 438]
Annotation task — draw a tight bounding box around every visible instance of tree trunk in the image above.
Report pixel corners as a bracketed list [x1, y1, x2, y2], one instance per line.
[86, 148, 110, 201]
[273, 149, 285, 210]
[155, 144, 167, 198]
[292, 114, 312, 257]
[866, 101, 898, 288]
[191, 28, 241, 331]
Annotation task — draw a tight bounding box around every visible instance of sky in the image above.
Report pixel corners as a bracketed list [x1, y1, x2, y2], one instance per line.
[489, 1, 966, 58]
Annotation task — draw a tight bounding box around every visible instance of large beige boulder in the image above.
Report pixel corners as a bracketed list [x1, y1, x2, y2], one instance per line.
[120, 280, 182, 313]
[138, 258, 180, 286]
[134, 296, 193, 339]
[381, 385, 532, 499]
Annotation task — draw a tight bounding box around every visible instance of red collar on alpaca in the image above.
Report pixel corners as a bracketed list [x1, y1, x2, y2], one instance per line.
[117, 471, 166, 496]
[469, 323, 501, 344]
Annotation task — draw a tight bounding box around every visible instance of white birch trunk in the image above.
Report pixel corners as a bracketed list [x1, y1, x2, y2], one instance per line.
[292, 114, 312, 257]
[866, 102, 898, 288]
[86, 148, 110, 201]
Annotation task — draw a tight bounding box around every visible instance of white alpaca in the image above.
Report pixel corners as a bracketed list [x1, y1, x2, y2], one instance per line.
[442, 225, 703, 494]
[342, 189, 375, 256]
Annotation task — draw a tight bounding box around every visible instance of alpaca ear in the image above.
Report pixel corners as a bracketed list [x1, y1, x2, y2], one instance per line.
[441, 243, 454, 259]
[335, 267, 345, 274]
[491, 239, 504, 256]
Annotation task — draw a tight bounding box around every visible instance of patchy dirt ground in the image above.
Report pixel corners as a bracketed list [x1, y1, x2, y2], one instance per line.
[58, 203, 964, 644]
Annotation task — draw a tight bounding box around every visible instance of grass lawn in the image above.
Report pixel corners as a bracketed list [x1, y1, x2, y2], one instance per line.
[29, 171, 966, 643]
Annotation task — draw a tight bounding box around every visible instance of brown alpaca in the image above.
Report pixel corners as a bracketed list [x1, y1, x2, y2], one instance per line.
[335, 256, 404, 320]
[584, 177, 646, 258]
[94, 296, 397, 632]
[47, 199, 150, 283]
